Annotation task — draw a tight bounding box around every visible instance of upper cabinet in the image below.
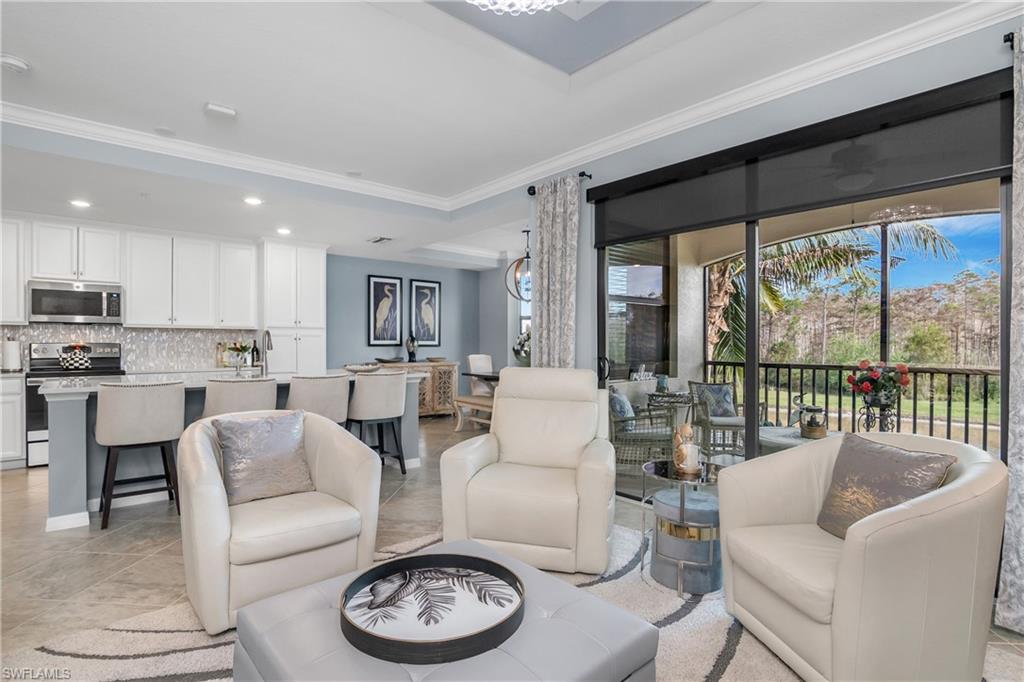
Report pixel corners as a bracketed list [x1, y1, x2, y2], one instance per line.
[124, 232, 174, 326]
[172, 237, 218, 327]
[1, 219, 26, 324]
[296, 246, 326, 328]
[262, 241, 325, 329]
[218, 243, 258, 329]
[31, 221, 121, 283]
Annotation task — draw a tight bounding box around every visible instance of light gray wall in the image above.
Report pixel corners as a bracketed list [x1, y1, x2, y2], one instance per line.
[326, 254, 480, 391]
[478, 259, 514, 370]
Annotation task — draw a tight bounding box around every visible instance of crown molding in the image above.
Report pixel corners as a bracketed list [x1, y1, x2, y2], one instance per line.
[3, 2, 1018, 216]
[0, 102, 452, 211]
[445, 1, 1022, 208]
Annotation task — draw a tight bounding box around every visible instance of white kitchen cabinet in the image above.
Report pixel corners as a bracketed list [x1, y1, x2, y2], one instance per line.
[1, 377, 24, 468]
[295, 328, 327, 376]
[31, 221, 78, 280]
[1, 219, 26, 324]
[263, 241, 298, 327]
[124, 232, 174, 326]
[264, 327, 298, 376]
[31, 222, 121, 283]
[296, 246, 326, 328]
[77, 227, 122, 283]
[172, 237, 218, 327]
[218, 243, 257, 328]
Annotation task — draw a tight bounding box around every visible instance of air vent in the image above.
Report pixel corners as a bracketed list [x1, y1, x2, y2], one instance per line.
[368, 236, 393, 244]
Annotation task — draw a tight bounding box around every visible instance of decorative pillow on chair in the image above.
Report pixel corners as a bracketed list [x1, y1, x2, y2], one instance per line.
[817, 433, 956, 539]
[690, 382, 737, 418]
[213, 410, 315, 506]
[608, 386, 636, 432]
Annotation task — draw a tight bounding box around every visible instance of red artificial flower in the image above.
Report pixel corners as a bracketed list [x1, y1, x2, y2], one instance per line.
[860, 381, 873, 393]
[846, 374, 857, 385]
[858, 359, 871, 370]
[850, 383, 859, 393]
[896, 363, 909, 374]
[869, 370, 881, 380]
[900, 374, 910, 386]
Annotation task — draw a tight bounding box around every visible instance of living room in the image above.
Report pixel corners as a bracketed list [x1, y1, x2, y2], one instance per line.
[1, 2, 1023, 680]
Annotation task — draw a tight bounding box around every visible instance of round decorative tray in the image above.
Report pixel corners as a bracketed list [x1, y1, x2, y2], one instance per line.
[344, 363, 380, 374]
[340, 554, 525, 664]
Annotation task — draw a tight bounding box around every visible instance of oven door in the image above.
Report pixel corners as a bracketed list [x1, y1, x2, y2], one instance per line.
[24, 379, 49, 467]
[28, 280, 122, 324]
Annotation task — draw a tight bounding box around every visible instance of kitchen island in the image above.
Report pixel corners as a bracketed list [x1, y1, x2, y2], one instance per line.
[37, 369, 426, 531]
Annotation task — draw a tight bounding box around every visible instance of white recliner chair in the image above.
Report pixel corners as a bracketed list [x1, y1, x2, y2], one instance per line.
[719, 432, 1008, 682]
[441, 367, 615, 574]
[177, 410, 381, 634]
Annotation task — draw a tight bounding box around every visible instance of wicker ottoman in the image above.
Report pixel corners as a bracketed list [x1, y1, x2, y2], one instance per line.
[234, 539, 659, 681]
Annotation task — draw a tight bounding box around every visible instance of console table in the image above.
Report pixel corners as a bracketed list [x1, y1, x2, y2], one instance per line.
[385, 361, 458, 416]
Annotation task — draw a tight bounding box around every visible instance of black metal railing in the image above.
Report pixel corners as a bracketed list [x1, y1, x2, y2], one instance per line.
[704, 360, 1001, 453]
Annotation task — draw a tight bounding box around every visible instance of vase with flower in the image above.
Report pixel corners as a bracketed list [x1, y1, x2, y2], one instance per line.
[846, 360, 910, 431]
[226, 341, 252, 376]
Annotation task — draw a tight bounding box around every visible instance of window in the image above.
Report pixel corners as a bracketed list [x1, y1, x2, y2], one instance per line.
[605, 238, 671, 380]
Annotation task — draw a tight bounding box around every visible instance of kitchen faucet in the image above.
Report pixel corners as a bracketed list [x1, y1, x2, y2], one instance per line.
[261, 329, 273, 377]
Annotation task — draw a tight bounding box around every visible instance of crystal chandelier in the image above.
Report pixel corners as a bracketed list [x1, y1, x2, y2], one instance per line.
[467, 0, 569, 16]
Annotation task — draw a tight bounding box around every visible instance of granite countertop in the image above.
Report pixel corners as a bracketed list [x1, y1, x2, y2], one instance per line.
[37, 368, 428, 395]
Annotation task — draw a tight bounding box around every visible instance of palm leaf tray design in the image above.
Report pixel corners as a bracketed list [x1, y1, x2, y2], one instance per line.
[340, 554, 526, 664]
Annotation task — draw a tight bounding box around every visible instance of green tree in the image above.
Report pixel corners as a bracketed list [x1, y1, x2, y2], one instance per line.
[899, 323, 953, 365]
[827, 332, 879, 365]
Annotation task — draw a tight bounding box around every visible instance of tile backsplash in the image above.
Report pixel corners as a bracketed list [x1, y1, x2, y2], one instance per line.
[0, 324, 259, 372]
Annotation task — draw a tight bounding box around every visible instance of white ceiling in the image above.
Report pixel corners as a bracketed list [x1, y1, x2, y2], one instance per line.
[0, 1, 1017, 266]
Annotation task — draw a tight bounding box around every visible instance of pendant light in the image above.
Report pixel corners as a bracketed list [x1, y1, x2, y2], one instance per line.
[505, 229, 531, 302]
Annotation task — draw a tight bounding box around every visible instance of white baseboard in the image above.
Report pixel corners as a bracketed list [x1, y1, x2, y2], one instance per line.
[46, 511, 90, 532]
[0, 459, 25, 470]
[87, 490, 171, 512]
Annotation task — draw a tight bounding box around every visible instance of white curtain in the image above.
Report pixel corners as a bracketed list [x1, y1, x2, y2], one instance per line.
[533, 174, 580, 368]
[995, 28, 1023, 635]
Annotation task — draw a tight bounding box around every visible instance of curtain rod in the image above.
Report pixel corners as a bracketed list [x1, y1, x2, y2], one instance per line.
[1005, 32, 1014, 49]
[527, 171, 592, 196]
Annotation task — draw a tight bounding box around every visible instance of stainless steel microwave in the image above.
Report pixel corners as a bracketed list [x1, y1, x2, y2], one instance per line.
[27, 280, 123, 324]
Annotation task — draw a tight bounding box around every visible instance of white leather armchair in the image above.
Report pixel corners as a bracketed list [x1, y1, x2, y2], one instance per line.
[177, 410, 381, 634]
[441, 367, 614, 574]
[719, 432, 1008, 681]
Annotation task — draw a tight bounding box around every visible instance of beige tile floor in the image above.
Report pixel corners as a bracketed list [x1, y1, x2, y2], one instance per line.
[1, 416, 1020, 663]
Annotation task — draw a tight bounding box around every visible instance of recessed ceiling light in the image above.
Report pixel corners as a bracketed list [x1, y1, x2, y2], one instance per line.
[243, 196, 263, 206]
[276, 227, 292, 236]
[153, 126, 176, 138]
[204, 102, 237, 119]
[1, 54, 30, 74]
[69, 199, 91, 208]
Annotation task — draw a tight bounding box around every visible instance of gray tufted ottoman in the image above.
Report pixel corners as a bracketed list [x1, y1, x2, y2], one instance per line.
[234, 539, 659, 681]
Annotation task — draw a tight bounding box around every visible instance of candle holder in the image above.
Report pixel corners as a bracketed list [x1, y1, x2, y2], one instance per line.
[672, 423, 701, 475]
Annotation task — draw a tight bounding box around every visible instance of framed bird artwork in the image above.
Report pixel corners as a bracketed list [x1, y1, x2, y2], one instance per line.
[368, 275, 403, 346]
[410, 279, 441, 346]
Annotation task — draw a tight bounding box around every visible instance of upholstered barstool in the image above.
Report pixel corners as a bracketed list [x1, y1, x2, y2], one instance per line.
[203, 377, 277, 417]
[95, 381, 186, 529]
[347, 371, 407, 474]
[286, 375, 350, 424]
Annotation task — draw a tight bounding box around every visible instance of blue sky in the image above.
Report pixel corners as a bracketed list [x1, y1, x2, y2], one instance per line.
[887, 213, 1001, 289]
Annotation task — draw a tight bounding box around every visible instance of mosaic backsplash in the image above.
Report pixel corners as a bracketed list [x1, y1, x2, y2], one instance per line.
[0, 324, 259, 372]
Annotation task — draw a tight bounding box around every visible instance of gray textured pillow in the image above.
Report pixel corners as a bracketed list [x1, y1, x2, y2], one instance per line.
[817, 434, 956, 539]
[213, 410, 314, 506]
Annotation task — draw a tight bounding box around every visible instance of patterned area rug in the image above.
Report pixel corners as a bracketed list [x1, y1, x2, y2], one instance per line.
[4, 527, 1021, 681]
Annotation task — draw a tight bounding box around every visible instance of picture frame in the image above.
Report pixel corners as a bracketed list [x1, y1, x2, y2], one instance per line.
[368, 275, 403, 346]
[409, 279, 441, 347]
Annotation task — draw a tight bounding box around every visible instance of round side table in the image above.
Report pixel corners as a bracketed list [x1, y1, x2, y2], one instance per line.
[640, 458, 729, 595]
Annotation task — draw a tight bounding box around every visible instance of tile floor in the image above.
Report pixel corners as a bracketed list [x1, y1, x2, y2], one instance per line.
[1, 416, 1020, 664]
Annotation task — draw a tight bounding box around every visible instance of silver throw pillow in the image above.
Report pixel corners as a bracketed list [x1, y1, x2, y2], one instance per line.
[213, 410, 315, 506]
[817, 433, 956, 539]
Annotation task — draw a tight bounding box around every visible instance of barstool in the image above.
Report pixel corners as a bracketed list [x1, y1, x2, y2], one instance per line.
[285, 375, 350, 424]
[95, 381, 186, 529]
[203, 377, 277, 417]
[347, 371, 407, 474]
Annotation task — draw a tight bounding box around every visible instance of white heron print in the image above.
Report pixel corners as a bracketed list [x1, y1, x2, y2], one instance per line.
[368, 276, 402, 345]
[411, 280, 440, 346]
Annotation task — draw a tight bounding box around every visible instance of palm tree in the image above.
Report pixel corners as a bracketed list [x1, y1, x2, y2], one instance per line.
[707, 221, 955, 362]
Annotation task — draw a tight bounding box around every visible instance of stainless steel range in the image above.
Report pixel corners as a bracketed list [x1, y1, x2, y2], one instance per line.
[25, 342, 125, 467]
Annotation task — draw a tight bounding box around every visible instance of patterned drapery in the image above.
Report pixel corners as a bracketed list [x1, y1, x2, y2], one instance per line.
[995, 28, 1024, 635]
[532, 175, 580, 368]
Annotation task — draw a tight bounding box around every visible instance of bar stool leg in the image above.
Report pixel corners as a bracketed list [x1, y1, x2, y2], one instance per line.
[158, 442, 174, 502]
[161, 442, 181, 515]
[99, 446, 111, 513]
[390, 418, 406, 474]
[100, 447, 120, 529]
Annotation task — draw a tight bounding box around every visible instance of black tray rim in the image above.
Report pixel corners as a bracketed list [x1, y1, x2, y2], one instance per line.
[340, 553, 526, 665]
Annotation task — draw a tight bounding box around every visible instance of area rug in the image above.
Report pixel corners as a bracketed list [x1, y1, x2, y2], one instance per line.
[4, 527, 1021, 681]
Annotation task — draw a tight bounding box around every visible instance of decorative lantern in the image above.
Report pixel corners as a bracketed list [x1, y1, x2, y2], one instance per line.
[673, 424, 701, 475]
[798, 403, 827, 439]
[504, 230, 531, 302]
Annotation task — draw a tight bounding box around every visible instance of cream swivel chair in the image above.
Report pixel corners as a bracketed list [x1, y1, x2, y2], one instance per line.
[719, 432, 1008, 681]
[177, 410, 382, 634]
[96, 381, 186, 529]
[286, 375, 350, 425]
[347, 371, 407, 474]
[441, 367, 615, 574]
[203, 377, 277, 417]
